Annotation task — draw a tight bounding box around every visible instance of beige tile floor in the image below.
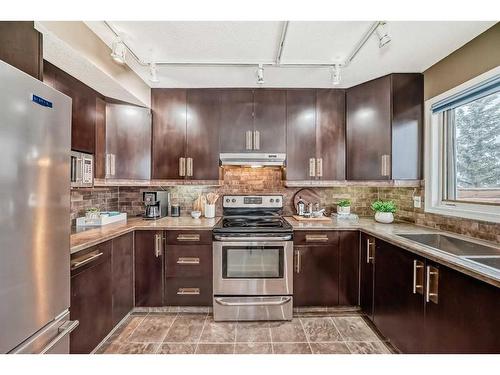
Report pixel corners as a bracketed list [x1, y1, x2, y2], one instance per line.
[95, 311, 392, 354]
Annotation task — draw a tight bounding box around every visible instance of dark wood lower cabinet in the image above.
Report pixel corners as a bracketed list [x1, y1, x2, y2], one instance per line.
[374, 241, 425, 353]
[134, 231, 164, 307]
[70, 242, 113, 354]
[338, 231, 359, 306]
[111, 232, 134, 326]
[359, 233, 375, 320]
[293, 231, 340, 306]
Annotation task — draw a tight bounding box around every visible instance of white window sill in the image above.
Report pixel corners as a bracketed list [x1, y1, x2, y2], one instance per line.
[425, 204, 500, 224]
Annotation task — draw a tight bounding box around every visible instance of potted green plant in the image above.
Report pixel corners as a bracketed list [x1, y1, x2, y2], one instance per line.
[337, 199, 351, 215]
[371, 200, 396, 223]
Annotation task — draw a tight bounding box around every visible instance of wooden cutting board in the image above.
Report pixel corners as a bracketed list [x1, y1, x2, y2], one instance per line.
[292, 215, 331, 222]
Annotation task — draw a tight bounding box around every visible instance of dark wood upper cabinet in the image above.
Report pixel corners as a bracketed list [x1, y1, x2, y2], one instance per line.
[253, 89, 287, 153]
[111, 232, 134, 326]
[219, 89, 254, 152]
[316, 89, 346, 180]
[338, 230, 359, 306]
[94, 97, 107, 179]
[374, 240, 425, 353]
[346, 73, 423, 180]
[0, 21, 43, 80]
[186, 89, 220, 180]
[286, 89, 317, 180]
[151, 89, 187, 179]
[43, 61, 99, 154]
[134, 231, 164, 307]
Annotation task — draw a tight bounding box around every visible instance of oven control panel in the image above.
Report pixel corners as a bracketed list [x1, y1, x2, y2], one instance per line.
[223, 195, 283, 208]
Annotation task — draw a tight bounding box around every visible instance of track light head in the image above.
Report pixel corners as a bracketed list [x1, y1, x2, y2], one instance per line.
[331, 64, 341, 85]
[149, 63, 160, 83]
[111, 36, 127, 64]
[376, 22, 391, 48]
[257, 64, 265, 84]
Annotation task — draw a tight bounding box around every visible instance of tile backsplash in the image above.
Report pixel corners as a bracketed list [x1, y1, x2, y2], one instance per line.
[70, 167, 499, 243]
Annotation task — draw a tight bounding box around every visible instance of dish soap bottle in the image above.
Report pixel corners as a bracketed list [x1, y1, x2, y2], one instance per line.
[296, 196, 306, 216]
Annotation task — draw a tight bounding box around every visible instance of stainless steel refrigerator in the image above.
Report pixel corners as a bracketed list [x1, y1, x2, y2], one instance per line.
[0, 60, 78, 353]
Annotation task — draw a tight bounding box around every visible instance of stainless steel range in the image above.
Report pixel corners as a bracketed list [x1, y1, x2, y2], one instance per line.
[212, 195, 293, 321]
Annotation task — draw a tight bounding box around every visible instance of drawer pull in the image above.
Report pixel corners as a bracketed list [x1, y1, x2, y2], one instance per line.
[305, 234, 329, 242]
[71, 251, 103, 270]
[176, 234, 201, 242]
[177, 257, 200, 265]
[177, 288, 200, 295]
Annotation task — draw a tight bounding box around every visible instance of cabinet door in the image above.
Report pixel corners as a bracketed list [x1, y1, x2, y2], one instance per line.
[106, 103, 151, 180]
[254, 89, 286, 153]
[94, 97, 106, 179]
[359, 233, 375, 320]
[294, 241, 339, 306]
[112, 232, 134, 326]
[424, 262, 500, 353]
[373, 241, 425, 353]
[316, 89, 346, 180]
[219, 89, 254, 153]
[0, 21, 43, 80]
[151, 89, 187, 179]
[70, 242, 112, 354]
[346, 75, 391, 180]
[135, 231, 164, 307]
[286, 89, 317, 180]
[186, 89, 220, 180]
[338, 231, 359, 306]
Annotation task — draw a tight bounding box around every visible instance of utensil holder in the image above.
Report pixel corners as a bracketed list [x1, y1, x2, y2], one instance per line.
[204, 204, 215, 218]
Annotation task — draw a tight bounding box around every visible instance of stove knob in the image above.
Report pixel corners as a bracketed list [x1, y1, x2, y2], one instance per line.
[270, 198, 274, 203]
[231, 198, 236, 203]
[225, 198, 230, 203]
[275, 198, 280, 203]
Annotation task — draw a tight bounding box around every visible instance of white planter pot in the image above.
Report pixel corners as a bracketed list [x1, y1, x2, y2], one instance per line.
[375, 212, 394, 224]
[337, 206, 351, 215]
[204, 204, 216, 218]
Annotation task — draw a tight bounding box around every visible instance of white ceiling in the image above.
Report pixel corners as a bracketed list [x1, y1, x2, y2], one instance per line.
[85, 21, 496, 88]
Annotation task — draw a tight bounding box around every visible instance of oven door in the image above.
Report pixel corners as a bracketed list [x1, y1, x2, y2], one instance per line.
[213, 240, 293, 296]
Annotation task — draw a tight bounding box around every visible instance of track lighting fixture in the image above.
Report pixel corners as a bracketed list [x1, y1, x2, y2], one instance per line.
[257, 64, 265, 84]
[149, 63, 160, 83]
[375, 22, 391, 48]
[331, 64, 341, 85]
[110, 36, 127, 64]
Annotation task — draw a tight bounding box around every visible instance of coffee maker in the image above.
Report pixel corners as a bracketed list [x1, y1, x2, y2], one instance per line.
[143, 191, 169, 219]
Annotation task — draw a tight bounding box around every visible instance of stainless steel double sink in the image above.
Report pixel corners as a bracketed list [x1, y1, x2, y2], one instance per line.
[397, 233, 500, 272]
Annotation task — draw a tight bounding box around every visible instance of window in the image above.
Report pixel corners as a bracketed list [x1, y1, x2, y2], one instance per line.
[425, 68, 500, 223]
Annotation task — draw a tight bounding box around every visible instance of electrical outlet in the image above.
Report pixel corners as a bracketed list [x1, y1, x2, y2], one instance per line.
[413, 196, 422, 208]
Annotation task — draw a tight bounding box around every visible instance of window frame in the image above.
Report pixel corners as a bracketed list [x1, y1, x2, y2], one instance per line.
[424, 66, 500, 223]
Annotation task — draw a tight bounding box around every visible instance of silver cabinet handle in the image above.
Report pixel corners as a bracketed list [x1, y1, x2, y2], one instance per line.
[413, 260, 424, 295]
[305, 234, 329, 242]
[71, 251, 103, 271]
[177, 234, 200, 242]
[425, 265, 439, 304]
[186, 157, 193, 177]
[40, 320, 79, 354]
[246, 130, 253, 150]
[215, 296, 292, 306]
[381, 154, 391, 177]
[316, 158, 323, 177]
[177, 257, 200, 265]
[177, 288, 200, 295]
[366, 239, 375, 263]
[105, 154, 111, 177]
[253, 130, 260, 150]
[294, 249, 301, 273]
[309, 158, 316, 177]
[179, 157, 186, 177]
[154, 233, 162, 258]
[111, 154, 116, 176]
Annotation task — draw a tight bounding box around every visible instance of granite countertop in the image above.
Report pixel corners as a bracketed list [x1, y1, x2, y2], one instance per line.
[285, 216, 500, 288]
[70, 216, 220, 254]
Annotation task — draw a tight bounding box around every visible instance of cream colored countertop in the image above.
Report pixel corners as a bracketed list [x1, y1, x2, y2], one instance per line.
[70, 216, 220, 254]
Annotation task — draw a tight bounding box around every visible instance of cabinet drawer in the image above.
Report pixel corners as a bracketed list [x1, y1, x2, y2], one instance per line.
[165, 245, 212, 278]
[165, 277, 212, 306]
[294, 231, 338, 245]
[166, 230, 212, 245]
[70, 241, 112, 276]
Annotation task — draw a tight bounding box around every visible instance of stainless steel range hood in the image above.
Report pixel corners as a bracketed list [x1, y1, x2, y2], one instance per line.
[219, 153, 286, 167]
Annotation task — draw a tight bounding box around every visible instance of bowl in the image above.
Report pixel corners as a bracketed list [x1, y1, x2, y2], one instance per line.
[191, 211, 202, 219]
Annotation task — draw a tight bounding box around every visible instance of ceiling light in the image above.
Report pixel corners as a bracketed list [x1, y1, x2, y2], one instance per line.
[149, 63, 160, 83]
[257, 64, 265, 84]
[111, 36, 127, 64]
[376, 22, 391, 48]
[331, 64, 341, 85]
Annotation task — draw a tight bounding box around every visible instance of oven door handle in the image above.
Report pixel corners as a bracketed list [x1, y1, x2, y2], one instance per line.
[214, 297, 292, 306]
[213, 234, 292, 241]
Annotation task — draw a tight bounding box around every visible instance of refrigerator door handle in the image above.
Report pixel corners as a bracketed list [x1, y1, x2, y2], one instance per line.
[39, 320, 79, 354]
